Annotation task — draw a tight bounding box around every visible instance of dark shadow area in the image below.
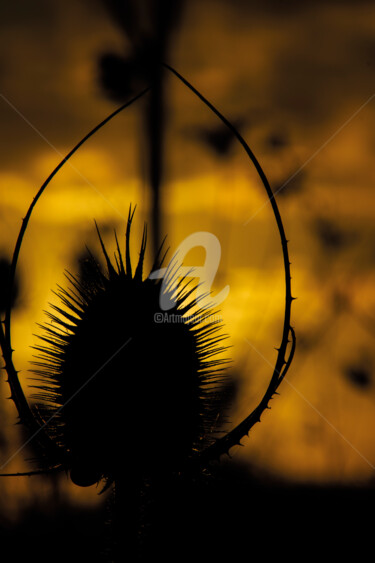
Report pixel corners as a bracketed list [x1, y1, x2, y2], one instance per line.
[0, 501, 108, 563]
[0, 462, 373, 561]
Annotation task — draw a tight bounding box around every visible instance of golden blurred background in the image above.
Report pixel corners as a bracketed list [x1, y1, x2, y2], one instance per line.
[0, 0, 375, 548]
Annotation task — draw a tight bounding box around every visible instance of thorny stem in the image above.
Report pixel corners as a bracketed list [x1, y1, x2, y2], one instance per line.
[0, 88, 150, 439]
[3, 87, 150, 349]
[162, 63, 295, 461]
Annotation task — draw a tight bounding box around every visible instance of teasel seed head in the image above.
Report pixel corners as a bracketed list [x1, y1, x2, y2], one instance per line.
[30, 208, 230, 488]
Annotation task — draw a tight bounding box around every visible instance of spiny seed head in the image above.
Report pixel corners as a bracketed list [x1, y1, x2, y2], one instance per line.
[30, 209, 230, 487]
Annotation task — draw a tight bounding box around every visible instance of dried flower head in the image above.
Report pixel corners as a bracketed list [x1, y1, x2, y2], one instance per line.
[30, 207, 229, 487]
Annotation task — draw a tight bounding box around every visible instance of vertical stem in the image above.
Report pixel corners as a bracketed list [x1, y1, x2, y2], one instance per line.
[146, 65, 164, 259]
[113, 477, 140, 561]
[145, 1, 172, 259]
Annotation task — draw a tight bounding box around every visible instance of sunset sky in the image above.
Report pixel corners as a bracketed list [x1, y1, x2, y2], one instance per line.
[1, 0, 375, 518]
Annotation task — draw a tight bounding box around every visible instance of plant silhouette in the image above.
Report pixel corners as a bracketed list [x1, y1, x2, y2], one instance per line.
[31, 207, 230, 488]
[0, 7, 295, 554]
[0, 68, 295, 560]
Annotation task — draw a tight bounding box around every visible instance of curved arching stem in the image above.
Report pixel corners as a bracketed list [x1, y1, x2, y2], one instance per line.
[0, 87, 150, 448]
[3, 87, 150, 348]
[162, 63, 295, 462]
